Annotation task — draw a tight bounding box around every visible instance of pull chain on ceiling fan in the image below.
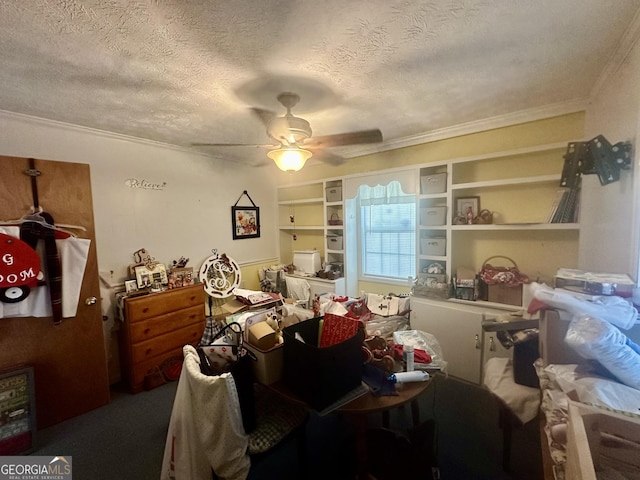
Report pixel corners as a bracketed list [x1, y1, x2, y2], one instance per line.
[192, 92, 383, 172]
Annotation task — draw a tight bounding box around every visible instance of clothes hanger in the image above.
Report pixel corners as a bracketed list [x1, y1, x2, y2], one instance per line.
[0, 207, 86, 236]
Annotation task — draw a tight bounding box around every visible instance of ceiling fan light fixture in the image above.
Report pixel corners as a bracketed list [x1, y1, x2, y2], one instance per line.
[268, 147, 312, 172]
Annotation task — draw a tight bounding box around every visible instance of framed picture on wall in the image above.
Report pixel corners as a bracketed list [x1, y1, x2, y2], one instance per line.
[232, 206, 260, 239]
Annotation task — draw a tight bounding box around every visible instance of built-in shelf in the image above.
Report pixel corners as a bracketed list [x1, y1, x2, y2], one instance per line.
[451, 223, 580, 231]
[278, 197, 324, 206]
[452, 174, 560, 190]
[279, 225, 324, 231]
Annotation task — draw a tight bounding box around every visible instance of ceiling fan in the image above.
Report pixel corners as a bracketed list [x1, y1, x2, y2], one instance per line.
[192, 92, 383, 172]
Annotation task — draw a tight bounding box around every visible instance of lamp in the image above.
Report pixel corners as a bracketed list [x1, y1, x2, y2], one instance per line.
[268, 146, 312, 172]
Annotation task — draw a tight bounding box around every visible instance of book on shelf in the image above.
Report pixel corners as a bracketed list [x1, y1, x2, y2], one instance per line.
[546, 189, 568, 223]
[560, 185, 580, 223]
[547, 184, 580, 223]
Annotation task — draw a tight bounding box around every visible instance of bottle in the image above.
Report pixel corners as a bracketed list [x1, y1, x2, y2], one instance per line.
[466, 206, 474, 224]
[387, 371, 430, 383]
[404, 344, 415, 372]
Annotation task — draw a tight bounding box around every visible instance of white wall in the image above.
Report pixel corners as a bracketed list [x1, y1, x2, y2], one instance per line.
[0, 111, 279, 282]
[580, 32, 640, 278]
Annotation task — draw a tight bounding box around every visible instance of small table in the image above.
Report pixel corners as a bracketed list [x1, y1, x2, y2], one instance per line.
[268, 378, 433, 479]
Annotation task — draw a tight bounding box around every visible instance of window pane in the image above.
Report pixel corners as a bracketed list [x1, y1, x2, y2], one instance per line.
[361, 202, 416, 280]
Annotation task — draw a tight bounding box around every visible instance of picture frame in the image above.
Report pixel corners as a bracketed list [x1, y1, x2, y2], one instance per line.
[232, 206, 260, 239]
[135, 263, 168, 289]
[168, 267, 194, 289]
[456, 196, 480, 221]
[0, 366, 36, 455]
[124, 279, 138, 293]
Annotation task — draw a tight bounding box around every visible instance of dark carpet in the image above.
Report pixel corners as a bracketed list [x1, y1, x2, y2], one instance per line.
[32, 374, 543, 479]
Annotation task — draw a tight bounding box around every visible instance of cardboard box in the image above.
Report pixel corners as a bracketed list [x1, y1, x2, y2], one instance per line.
[248, 321, 277, 350]
[420, 173, 447, 194]
[566, 401, 640, 480]
[244, 342, 283, 385]
[325, 187, 342, 202]
[327, 235, 343, 250]
[420, 206, 446, 226]
[221, 297, 248, 315]
[283, 316, 364, 411]
[421, 237, 446, 256]
[487, 284, 522, 306]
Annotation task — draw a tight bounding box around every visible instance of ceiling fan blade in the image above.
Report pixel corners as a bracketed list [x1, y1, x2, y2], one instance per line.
[311, 149, 347, 166]
[304, 129, 382, 148]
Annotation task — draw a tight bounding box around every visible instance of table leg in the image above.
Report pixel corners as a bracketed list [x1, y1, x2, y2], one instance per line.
[411, 399, 420, 426]
[350, 414, 373, 480]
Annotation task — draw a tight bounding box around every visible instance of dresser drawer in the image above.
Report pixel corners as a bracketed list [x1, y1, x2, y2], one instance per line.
[129, 304, 204, 343]
[131, 324, 204, 365]
[130, 346, 186, 392]
[125, 284, 204, 322]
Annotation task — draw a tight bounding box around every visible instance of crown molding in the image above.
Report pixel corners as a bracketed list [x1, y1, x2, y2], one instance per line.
[336, 98, 588, 158]
[0, 109, 205, 156]
[591, 7, 640, 98]
[0, 98, 588, 163]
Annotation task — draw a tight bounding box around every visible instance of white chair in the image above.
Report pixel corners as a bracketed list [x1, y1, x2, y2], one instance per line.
[161, 345, 308, 480]
[284, 276, 311, 308]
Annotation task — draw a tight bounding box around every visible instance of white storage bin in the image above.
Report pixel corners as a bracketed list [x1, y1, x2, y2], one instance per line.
[420, 173, 447, 194]
[293, 250, 321, 275]
[325, 187, 342, 202]
[420, 206, 446, 226]
[327, 235, 344, 250]
[421, 237, 446, 256]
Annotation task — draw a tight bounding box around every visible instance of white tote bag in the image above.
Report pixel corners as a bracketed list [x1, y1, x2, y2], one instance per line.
[366, 293, 400, 317]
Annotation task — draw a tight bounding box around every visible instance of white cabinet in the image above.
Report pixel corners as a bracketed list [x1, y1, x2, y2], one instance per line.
[285, 273, 345, 296]
[410, 296, 513, 384]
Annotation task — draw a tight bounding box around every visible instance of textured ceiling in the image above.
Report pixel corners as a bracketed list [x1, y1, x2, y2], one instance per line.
[1, 1, 639, 166]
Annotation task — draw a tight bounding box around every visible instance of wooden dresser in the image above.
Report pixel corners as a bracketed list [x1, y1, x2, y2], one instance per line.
[119, 284, 206, 393]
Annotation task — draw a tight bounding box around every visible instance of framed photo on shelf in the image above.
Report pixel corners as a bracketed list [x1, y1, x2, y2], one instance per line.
[456, 196, 480, 219]
[124, 279, 138, 293]
[232, 206, 260, 240]
[135, 264, 168, 289]
[169, 267, 194, 288]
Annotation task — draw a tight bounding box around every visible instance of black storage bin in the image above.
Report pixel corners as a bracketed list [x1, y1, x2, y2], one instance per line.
[512, 335, 540, 388]
[283, 316, 365, 411]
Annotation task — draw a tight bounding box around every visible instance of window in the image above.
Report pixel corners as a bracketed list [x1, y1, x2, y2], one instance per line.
[356, 182, 416, 281]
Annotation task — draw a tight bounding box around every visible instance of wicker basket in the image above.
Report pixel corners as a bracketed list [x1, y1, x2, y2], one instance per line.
[478, 256, 527, 306]
[328, 213, 343, 225]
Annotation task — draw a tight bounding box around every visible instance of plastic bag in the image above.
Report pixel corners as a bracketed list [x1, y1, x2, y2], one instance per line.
[565, 315, 640, 390]
[392, 330, 448, 372]
[532, 282, 638, 330]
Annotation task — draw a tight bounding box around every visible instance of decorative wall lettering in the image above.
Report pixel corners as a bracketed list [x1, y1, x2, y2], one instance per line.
[124, 178, 167, 190]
